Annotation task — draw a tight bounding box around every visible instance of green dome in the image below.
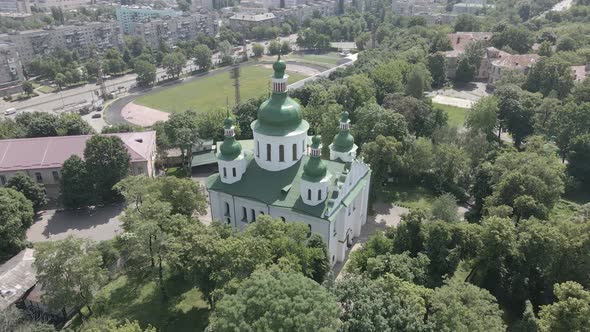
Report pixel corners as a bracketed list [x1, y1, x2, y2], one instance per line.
[256, 93, 303, 133]
[303, 135, 327, 182]
[273, 56, 286, 78]
[332, 132, 355, 152]
[219, 137, 242, 160]
[223, 117, 233, 129]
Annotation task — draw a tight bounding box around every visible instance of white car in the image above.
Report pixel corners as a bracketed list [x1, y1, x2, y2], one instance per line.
[4, 108, 16, 115]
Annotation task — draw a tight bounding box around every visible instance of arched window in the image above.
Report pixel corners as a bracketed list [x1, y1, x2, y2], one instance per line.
[251, 209, 256, 222]
[279, 145, 285, 162]
[242, 207, 247, 221]
[292, 143, 297, 160]
[260, 211, 264, 215]
[232, 168, 236, 177]
[223, 167, 227, 178]
[302, 139, 305, 152]
[224, 202, 230, 216]
[266, 144, 272, 161]
[307, 189, 311, 200]
[256, 141, 259, 158]
[226, 218, 231, 225]
[317, 189, 322, 200]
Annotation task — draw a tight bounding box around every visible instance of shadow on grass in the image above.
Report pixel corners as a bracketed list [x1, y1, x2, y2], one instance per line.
[89, 273, 209, 332]
[381, 182, 437, 211]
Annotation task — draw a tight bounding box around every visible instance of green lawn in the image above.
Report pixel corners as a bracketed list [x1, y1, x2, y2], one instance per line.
[37, 85, 56, 94]
[72, 274, 209, 331]
[433, 103, 470, 128]
[284, 52, 342, 66]
[382, 182, 437, 211]
[135, 65, 308, 114]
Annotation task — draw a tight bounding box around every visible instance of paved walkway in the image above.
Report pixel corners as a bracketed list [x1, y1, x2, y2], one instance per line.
[26, 205, 124, 243]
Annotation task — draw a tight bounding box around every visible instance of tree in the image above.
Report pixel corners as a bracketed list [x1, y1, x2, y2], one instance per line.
[538, 41, 553, 57]
[34, 236, 106, 315]
[252, 43, 264, 57]
[82, 319, 155, 332]
[15, 112, 60, 138]
[339, 74, 377, 114]
[361, 135, 403, 193]
[567, 134, 590, 185]
[386, 94, 446, 137]
[466, 96, 498, 141]
[280, 40, 291, 55]
[492, 26, 533, 54]
[455, 56, 476, 83]
[165, 110, 200, 172]
[430, 280, 506, 332]
[538, 282, 590, 332]
[134, 60, 156, 87]
[454, 14, 481, 32]
[84, 135, 130, 203]
[496, 85, 536, 148]
[573, 77, 590, 103]
[208, 269, 340, 332]
[428, 52, 447, 88]
[353, 103, 408, 146]
[526, 57, 574, 99]
[162, 52, 186, 80]
[514, 300, 539, 332]
[334, 274, 432, 332]
[101, 123, 144, 134]
[60, 155, 92, 208]
[0, 188, 34, 259]
[268, 40, 281, 55]
[6, 172, 46, 212]
[58, 113, 94, 136]
[22, 80, 34, 95]
[0, 306, 56, 332]
[431, 193, 459, 223]
[193, 44, 212, 71]
[548, 102, 590, 161]
[176, 0, 190, 11]
[55, 73, 66, 90]
[405, 64, 432, 98]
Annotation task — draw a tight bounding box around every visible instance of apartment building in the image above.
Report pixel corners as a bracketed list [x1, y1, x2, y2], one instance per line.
[229, 13, 278, 32]
[0, 21, 123, 65]
[29, 0, 90, 11]
[392, 0, 446, 16]
[0, 43, 24, 97]
[116, 6, 183, 34]
[132, 13, 216, 49]
[0, 0, 30, 13]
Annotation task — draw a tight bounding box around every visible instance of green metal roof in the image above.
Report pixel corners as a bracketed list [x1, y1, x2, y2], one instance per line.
[255, 94, 306, 136]
[207, 153, 369, 220]
[191, 150, 217, 167]
[273, 57, 286, 78]
[302, 136, 327, 182]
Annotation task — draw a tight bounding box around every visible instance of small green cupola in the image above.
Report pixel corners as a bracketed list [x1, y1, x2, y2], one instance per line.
[303, 135, 328, 182]
[218, 115, 242, 161]
[332, 111, 355, 153]
[273, 54, 286, 79]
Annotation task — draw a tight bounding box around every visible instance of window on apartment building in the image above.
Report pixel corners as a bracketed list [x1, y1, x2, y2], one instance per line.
[52, 171, 60, 181]
[35, 172, 43, 183]
[0, 175, 5, 186]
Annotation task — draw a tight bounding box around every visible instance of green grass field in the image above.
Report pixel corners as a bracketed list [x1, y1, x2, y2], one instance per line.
[382, 182, 437, 211]
[71, 274, 209, 331]
[433, 103, 470, 128]
[285, 52, 342, 66]
[135, 65, 308, 114]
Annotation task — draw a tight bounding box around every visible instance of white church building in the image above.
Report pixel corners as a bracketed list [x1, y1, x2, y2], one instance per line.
[206, 58, 371, 266]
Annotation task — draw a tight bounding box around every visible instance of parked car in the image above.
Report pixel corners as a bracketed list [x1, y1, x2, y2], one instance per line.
[91, 113, 102, 119]
[4, 108, 16, 115]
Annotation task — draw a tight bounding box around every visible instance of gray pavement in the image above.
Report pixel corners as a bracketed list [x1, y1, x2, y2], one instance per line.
[26, 205, 124, 243]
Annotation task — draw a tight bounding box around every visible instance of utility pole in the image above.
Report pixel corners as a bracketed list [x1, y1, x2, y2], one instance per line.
[230, 63, 240, 105]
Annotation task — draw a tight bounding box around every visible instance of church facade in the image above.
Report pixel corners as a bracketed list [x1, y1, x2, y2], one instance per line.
[206, 58, 371, 266]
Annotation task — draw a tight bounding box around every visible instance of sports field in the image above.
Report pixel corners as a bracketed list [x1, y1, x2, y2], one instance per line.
[135, 65, 308, 114]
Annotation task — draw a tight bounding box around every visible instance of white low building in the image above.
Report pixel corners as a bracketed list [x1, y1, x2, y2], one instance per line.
[207, 58, 371, 266]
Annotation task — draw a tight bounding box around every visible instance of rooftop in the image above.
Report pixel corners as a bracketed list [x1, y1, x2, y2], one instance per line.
[491, 53, 540, 68]
[0, 131, 156, 172]
[229, 13, 276, 21]
[207, 153, 370, 221]
[0, 249, 36, 311]
[445, 32, 493, 57]
[572, 65, 589, 82]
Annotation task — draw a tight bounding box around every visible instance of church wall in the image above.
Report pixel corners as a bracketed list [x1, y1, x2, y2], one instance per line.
[218, 155, 247, 184]
[252, 129, 308, 172]
[232, 196, 270, 231]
